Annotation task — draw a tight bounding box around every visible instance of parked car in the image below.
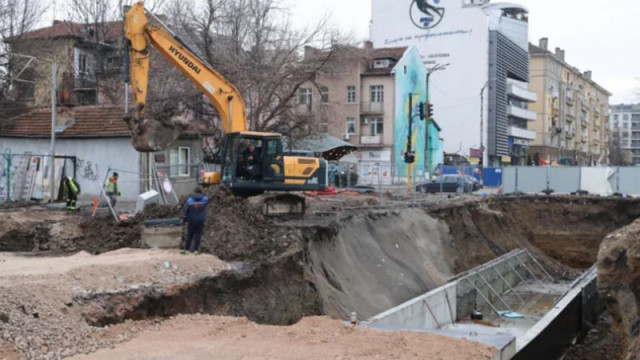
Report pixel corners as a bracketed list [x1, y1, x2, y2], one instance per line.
[416, 175, 475, 194]
[463, 175, 482, 191]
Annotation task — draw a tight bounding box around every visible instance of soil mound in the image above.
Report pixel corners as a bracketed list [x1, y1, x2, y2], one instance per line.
[199, 186, 300, 262]
[78, 216, 143, 253]
[597, 218, 640, 360]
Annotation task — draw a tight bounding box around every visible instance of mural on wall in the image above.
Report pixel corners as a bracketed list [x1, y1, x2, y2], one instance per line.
[394, 47, 427, 179]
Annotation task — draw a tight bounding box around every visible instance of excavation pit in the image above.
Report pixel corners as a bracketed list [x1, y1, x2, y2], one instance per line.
[1, 195, 640, 359]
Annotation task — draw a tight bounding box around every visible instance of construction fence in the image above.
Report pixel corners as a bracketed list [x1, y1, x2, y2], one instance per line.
[0, 151, 77, 203]
[502, 166, 640, 196]
[0, 150, 207, 204]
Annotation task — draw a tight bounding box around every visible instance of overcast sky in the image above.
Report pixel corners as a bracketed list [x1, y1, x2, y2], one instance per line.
[283, 0, 640, 104]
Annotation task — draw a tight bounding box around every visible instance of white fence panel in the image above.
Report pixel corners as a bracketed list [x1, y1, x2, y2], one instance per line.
[580, 167, 614, 196]
[549, 167, 581, 194]
[502, 167, 517, 193]
[618, 168, 640, 195]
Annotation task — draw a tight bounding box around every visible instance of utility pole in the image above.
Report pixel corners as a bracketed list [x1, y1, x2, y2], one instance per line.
[49, 60, 57, 203]
[406, 93, 415, 192]
[479, 79, 492, 183]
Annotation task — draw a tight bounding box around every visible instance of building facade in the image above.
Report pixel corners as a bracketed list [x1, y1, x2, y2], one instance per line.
[529, 38, 611, 166]
[5, 20, 123, 107]
[370, 0, 535, 166]
[610, 104, 640, 166]
[297, 45, 442, 184]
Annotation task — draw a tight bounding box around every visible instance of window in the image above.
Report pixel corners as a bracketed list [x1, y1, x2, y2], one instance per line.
[373, 59, 390, 68]
[613, 114, 619, 121]
[320, 86, 329, 103]
[299, 88, 312, 105]
[370, 118, 383, 135]
[347, 86, 356, 103]
[169, 147, 190, 177]
[79, 54, 87, 73]
[623, 114, 629, 121]
[370, 85, 384, 103]
[346, 117, 356, 134]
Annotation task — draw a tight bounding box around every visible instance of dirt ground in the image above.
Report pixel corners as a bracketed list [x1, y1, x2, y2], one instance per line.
[68, 315, 497, 360]
[0, 249, 228, 359]
[2, 193, 640, 359]
[563, 313, 623, 360]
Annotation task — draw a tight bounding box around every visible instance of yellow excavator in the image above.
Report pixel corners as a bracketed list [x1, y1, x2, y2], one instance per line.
[123, 2, 327, 215]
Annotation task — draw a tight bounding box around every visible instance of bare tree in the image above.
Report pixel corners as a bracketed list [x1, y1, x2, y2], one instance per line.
[609, 128, 632, 166]
[0, 0, 46, 42]
[0, 0, 46, 123]
[160, 0, 353, 141]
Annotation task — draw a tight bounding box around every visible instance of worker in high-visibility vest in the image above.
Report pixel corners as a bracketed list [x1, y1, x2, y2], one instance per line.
[104, 172, 121, 208]
[63, 176, 81, 211]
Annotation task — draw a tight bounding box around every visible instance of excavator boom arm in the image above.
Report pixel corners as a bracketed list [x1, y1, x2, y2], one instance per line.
[124, 2, 246, 133]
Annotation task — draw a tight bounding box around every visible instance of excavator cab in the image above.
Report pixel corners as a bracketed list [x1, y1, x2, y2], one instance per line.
[221, 132, 287, 195]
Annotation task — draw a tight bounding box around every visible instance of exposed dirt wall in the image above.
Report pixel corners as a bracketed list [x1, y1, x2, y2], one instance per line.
[428, 197, 640, 273]
[597, 218, 640, 360]
[304, 208, 454, 319]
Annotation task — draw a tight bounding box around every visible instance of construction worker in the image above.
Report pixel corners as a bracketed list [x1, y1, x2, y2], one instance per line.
[63, 176, 81, 210]
[181, 187, 210, 255]
[104, 172, 121, 208]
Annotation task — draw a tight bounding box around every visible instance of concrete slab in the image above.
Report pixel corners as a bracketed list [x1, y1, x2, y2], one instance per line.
[142, 226, 183, 249]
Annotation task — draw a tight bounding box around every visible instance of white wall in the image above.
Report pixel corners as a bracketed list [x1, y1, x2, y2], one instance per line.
[0, 137, 141, 201]
[371, 1, 490, 158]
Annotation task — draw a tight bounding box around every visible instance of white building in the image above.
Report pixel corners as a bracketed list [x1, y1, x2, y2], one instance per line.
[370, 0, 537, 166]
[0, 106, 209, 204]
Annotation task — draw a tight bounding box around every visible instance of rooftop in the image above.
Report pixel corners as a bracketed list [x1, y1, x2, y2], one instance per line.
[529, 42, 612, 96]
[364, 46, 408, 75]
[0, 106, 130, 138]
[7, 20, 123, 43]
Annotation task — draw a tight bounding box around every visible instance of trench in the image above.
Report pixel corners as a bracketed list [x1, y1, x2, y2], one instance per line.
[64, 196, 640, 359]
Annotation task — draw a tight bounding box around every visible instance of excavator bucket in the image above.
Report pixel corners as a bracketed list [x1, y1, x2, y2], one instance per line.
[123, 108, 188, 152]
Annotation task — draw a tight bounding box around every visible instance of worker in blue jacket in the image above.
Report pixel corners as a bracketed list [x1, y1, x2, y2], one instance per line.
[181, 187, 210, 255]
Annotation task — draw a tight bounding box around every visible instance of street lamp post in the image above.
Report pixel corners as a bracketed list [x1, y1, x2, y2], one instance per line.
[425, 63, 449, 180]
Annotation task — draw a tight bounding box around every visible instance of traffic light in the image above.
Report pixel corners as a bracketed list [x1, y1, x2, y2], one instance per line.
[427, 102, 434, 120]
[418, 102, 425, 120]
[404, 151, 415, 164]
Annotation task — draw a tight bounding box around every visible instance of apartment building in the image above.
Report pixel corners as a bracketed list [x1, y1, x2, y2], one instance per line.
[610, 104, 640, 166]
[528, 38, 611, 165]
[297, 44, 443, 184]
[371, 0, 534, 166]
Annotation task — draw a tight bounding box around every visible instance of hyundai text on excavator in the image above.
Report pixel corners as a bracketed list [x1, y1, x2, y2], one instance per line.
[123, 2, 327, 215]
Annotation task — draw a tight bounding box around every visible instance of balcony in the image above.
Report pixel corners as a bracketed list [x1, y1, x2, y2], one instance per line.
[581, 118, 588, 127]
[360, 102, 384, 115]
[566, 91, 574, 105]
[507, 105, 537, 121]
[552, 108, 560, 116]
[565, 127, 576, 139]
[580, 99, 589, 112]
[360, 135, 382, 146]
[566, 113, 575, 122]
[508, 126, 537, 140]
[507, 83, 537, 102]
